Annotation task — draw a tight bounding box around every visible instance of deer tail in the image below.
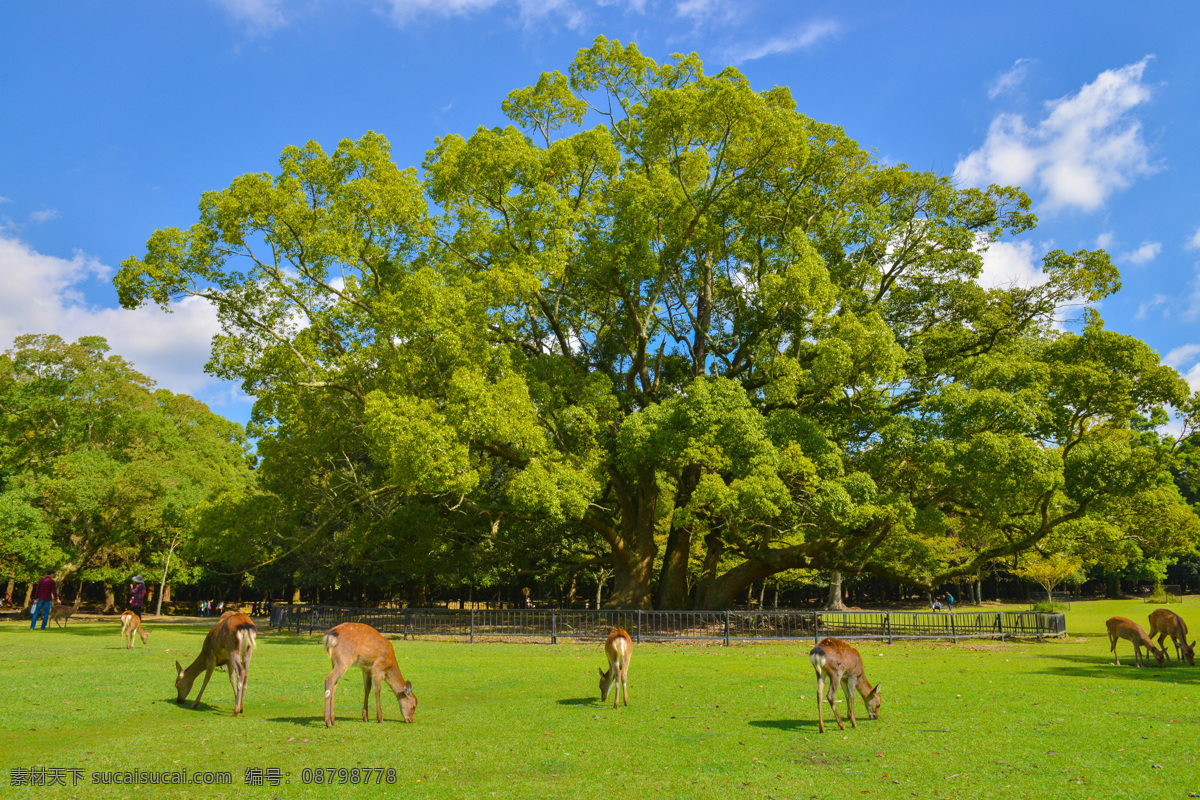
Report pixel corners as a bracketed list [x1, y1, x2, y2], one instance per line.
[323, 629, 338, 655]
[235, 623, 257, 654]
[808, 645, 826, 676]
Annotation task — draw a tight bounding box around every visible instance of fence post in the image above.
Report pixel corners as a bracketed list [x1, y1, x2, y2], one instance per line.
[997, 612, 1004, 641]
[551, 610, 557, 645]
[470, 608, 475, 644]
[308, 609, 314, 637]
[724, 611, 730, 647]
[404, 609, 411, 641]
[950, 612, 956, 644]
[636, 610, 642, 645]
[813, 611, 819, 644]
[886, 612, 892, 645]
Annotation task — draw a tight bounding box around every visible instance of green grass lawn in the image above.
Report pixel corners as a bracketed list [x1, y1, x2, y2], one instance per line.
[2, 599, 1198, 800]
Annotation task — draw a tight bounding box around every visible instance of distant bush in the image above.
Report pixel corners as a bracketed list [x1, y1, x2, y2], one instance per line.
[1030, 602, 1069, 613]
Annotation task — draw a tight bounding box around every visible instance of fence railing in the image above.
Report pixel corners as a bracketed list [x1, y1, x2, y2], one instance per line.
[269, 606, 1067, 644]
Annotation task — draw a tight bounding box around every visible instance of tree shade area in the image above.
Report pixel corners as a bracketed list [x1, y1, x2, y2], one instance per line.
[35, 37, 1188, 611]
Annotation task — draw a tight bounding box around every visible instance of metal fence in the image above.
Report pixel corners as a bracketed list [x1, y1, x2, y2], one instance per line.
[1028, 591, 1071, 610]
[270, 605, 1067, 644]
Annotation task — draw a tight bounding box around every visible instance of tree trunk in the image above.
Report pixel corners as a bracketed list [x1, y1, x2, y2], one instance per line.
[1105, 574, 1121, 598]
[22, 583, 33, 610]
[102, 581, 115, 613]
[606, 473, 660, 609]
[759, 581, 767, 608]
[825, 571, 846, 611]
[657, 466, 702, 609]
[4, 579, 13, 606]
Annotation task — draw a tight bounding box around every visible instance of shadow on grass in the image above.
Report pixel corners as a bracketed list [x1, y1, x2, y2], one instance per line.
[747, 718, 821, 731]
[556, 698, 599, 707]
[1031, 651, 1200, 683]
[266, 716, 328, 728]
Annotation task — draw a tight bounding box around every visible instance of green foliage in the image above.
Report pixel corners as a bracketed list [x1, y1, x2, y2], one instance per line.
[115, 38, 1200, 608]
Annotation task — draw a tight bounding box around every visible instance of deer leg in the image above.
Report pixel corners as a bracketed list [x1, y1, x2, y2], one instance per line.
[239, 648, 252, 715]
[227, 656, 242, 716]
[815, 673, 825, 734]
[1156, 633, 1172, 661]
[620, 662, 628, 707]
[1110, 634, 1121, 666]
[323, 661, 350, 728]
[192, 663, 216, 709]
[844, 677, 857, 729]
[826, 671, 845, 731]
[374, 669, 384, 722]
[361, 671, 372, 722]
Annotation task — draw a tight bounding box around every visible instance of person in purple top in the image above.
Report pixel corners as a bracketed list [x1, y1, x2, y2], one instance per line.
[129, 576, 147, 617]
[30, 569, 58, 630]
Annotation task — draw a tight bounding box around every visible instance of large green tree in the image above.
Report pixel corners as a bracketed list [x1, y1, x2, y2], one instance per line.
[116, 38, 1200, 608]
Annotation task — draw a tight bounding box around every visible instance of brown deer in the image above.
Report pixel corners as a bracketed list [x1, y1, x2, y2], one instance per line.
[175, 612, 257, 715]
[1147, 608, 1195, 666]
[322, 622, 416, 728]
[120, 611, 149, 649]
[50, 594, 82, 628]
[1106, 616, 1165, 668]
[809, 637, 882, 734]
[598, 628, 633, 708]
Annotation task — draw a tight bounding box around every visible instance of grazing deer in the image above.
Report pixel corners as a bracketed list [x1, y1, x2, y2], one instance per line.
[323, 623, 416, 728]
[120, 611, 149, 649]
[175, 612, 257, 715]
[50, 595, 82, 628]
[1147, 608, 1195, 666]
[598, 628, 633, 709]
[809, 637, 882, 734]
[1106, 616, 1165, 668]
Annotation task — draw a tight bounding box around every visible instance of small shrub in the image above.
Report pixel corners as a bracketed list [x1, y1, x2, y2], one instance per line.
[1030, 602, 1068, 613]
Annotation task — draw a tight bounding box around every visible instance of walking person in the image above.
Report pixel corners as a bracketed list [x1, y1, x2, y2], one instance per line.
[129, 576, 147, 618]
[945, 591, 954, 613]
[30, 569, 58, 630]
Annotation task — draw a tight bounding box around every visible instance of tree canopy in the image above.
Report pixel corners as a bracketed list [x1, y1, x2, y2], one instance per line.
[115, 37, 1200, 609]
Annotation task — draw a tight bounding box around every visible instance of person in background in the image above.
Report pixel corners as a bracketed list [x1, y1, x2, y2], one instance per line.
[129, 576, 147, 617]
[945, 591, 954, 613]
[30, 569, 58, 630]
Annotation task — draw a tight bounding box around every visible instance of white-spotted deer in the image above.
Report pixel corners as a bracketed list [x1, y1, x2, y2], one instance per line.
[175, 612, 257, 715]
[598, 628, 632, 709]
[809, 637, 882, 734]
[1147, 608, 1195, 666]
[120, 610, 149, 649]
[1106, 616, 1165, 668]
[322, 622, 416, 728]
[50, 595, 82, 628]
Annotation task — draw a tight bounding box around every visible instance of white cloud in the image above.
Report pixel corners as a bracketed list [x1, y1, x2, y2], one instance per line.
[1187, 226, 1200, 250]
[29, 209, 60, 224]
[381, 0, 602, 29]
[1165, 344, 1200, 391]
[1123, 241, 1161, 264]
[1095, 231, 1114, 249]
[0, 233, 235, 405]
[211, 0, 289, 34]
[977, 240, 1047, 290]
[1164, 343, 1200, 369]
[988, 58, 1035, 99]
[675, 0, 739, 25]
[728, 20, 839, 63]
[956, 58, 1157, 212]
[1135, 294, 1170, 321]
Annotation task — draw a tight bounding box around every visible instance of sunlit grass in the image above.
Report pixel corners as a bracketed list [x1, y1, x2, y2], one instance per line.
[1, 598, 1197, 799]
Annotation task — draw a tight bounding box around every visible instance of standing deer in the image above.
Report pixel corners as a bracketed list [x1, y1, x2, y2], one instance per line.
[175, 612, 257, 715]
[809, 637, 882, 734]
[120, 611, 149, 649]
[1106, 616, 1165, 668]
[1147, 608, 1195, 666]
[49, 594, 82, 628]
[323, 623, 416, 728]
[598, 628, 633, 708]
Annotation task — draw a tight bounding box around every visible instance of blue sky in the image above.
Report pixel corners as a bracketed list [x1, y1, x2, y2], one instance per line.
[3, 1, 1199, 428]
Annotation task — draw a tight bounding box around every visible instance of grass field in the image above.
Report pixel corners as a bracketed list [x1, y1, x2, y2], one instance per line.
[2, 599, 1198, 800]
